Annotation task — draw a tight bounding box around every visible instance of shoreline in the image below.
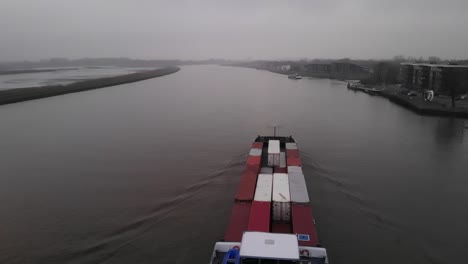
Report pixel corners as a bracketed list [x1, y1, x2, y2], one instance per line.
[222, 65, 299, 77]
[0, 67, 180, 106]
[222, 64, 361, 80]
[378, 88, 468, 118]
[348, 84, 468, 119]
[0, 68, 82, 75]
[229, 65, 468, 119]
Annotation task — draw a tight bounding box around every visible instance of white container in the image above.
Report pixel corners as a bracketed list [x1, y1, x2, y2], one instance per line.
[249, 148, 262, 156]
[268, 140, 280, 154]
[268, 140, 280, 167]
[254, 174, 273, 202]
[280, 152, 286, 168]
[272, 173, 291, 222]
[272, 174, 290, 202]
[288, 166, 303, 174]
[286, 143, 298, 150]
[260, 167, 273, 174]
[288, 173, 310, 203]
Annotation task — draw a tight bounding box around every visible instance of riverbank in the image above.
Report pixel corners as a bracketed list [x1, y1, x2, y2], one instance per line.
[222, 60, 372, 80]
[0, 68, 82, 75]
[350, 84, 468, 118]
[0, 67, 180, 106]
[236, 64, 468, 118]
[223, 64, 325, 78]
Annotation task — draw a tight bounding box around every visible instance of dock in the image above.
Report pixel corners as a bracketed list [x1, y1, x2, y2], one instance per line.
[347, 83, 468, 118]
[347, 82, 382, 95]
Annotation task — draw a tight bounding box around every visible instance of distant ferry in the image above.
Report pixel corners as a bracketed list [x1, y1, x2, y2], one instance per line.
[288, 73, 302, 79]
[209, 135, 328, 264]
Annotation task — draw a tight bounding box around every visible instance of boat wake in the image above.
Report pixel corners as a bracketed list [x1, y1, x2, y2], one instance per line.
[300, 150, 442, 263]
[40, 156, 246, 264]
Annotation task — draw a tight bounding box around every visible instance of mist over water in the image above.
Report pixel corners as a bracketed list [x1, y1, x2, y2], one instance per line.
[0, 66, 467, 264]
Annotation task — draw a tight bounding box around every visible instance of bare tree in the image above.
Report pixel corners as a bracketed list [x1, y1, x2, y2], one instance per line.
[393, 55, 406, 62]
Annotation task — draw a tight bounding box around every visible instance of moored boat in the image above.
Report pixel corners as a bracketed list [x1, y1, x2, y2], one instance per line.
[209, 136, 328, 264]
[288, 74, 302, 79]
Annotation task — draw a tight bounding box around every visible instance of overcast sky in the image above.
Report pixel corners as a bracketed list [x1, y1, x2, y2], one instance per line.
[1, 0, 467, 61]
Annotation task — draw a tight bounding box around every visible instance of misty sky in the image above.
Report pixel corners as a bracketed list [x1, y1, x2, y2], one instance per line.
[1, 0, 467, 61]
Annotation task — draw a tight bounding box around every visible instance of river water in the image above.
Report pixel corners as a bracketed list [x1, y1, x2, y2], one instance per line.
[0, 65, 467, 264]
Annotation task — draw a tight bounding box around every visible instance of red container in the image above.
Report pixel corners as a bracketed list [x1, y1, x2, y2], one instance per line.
[271, 222, 292, 234]
[286, 149, 300, 158]
[251, 142, 263, 149]
[247, 156, 261, 166]
[224, 202, 252, 242]
[291, 204, 319, 246]
[246, 164, 260, 174]
[287, 157, 302, 166]
[235, 170, 258, 201]
[247, 156, 261, 174]
[247, 201, 271, 232]
[274, 167, 288, 174]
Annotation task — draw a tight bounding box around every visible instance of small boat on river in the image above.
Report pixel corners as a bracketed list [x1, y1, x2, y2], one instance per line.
[288, 74, 302, 80]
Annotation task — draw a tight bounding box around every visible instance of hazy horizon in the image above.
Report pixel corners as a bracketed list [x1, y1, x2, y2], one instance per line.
[2, 0, 468, 61]
[1, 56, 466, 64]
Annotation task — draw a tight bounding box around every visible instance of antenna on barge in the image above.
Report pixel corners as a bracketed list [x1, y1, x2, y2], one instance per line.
[268, 124, 279, 137]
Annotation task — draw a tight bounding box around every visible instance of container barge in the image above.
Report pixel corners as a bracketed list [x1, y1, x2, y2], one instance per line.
[209, 136, 328, 264]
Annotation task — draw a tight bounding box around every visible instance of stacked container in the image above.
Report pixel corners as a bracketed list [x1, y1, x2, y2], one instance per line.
[285, 146, 319, 247]
[253, 174, 273, 202]
[286, 148, 300, 159]
[224, 202, 252, 242]
[272, 173, 291, 222]
[268, 140, 280, 167]
[288, 166, 303, 174]
[247, 143, 262, 172]
[251, 142, 263, 149]
[248, 174, 273, 232]
[226, 142, 263, 242]
[279, 152, 286, 168]
[287, 156, 302, 166]
[235, 169, 258, 202]
[247, 155, 261, 172]
[286, 143, 301, 166]
[291, 204, 319, 246]
[260, 167, 273, 174]
[249, 148, 262, 157]
[286, 142, 298, 150]
[289, 172, 310, 204]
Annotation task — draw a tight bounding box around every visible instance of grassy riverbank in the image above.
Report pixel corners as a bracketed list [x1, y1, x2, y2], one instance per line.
[0, 67, 180, 106]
